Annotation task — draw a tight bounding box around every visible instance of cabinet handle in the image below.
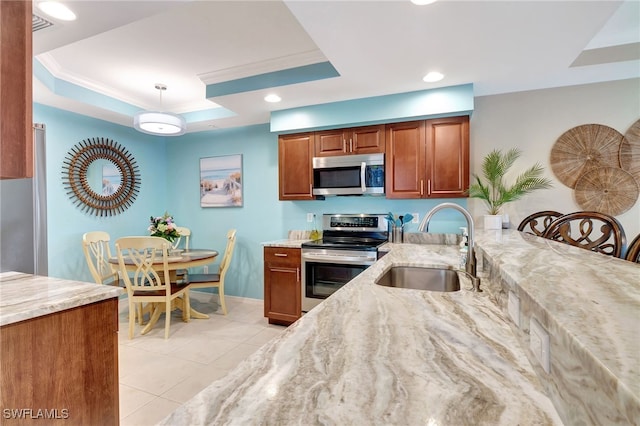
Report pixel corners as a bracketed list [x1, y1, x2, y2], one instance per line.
[420, 180, 424, 196]
[274, 253, 288, 257]
[297, 267, 300, 282]
[343, 139, 347, 152]
[428, 179, 431, 195]
[309, 184, 313, 196]
[349, 138, 353, 152]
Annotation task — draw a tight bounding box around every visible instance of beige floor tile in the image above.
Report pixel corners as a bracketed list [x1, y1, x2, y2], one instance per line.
[160, 364, 230, 404]
[118, 294, 287, 423]
[119, 384, 155, 419]
[210, 343, 263, 371]
[120, 397, 181, 426]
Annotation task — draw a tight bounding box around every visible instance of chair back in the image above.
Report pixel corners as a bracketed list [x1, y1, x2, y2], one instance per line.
[517, 211, 563, 237]
[219, 229, 237, 279]
[82, 231, 119, 285]
[542, 211, 626, 258]
[625, 233, 640, 263]
[172, 226, 191, 250]
[115, 236, 172, 295]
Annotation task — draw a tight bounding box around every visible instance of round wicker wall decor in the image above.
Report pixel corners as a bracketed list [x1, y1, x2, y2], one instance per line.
[62, 137, 140, 216]
[550, 124, 624, 188]
[574, 166, 638, 216]
[619, 118, 640, 184]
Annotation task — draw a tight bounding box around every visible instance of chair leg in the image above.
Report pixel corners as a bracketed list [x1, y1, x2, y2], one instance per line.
[218, 286, 227, 315]
[164, 300, 171, 339]
[128, 299, 135, 339]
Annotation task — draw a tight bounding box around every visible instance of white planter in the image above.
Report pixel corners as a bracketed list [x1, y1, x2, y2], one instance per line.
[484, 214, 503, 230]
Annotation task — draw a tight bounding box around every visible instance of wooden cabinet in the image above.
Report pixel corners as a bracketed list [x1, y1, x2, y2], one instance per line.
[314, 125, 385, 156]
[0, 298, 119, 425]
[386, 116, 469, 198]
[264, 247, 301, 325]
[0, 0, 33, 179]
[278, 133, 314, 200]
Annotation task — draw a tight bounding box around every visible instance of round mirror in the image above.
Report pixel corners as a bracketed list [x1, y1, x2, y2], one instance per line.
[62, 137, 140, 216]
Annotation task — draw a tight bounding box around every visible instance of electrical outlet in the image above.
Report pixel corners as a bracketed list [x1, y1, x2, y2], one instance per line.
[508, 291, 520, 327]
[203, 265, 208, 274]
[529, 317, 550, 373]
[412, 213, 419, 223]
[307, 213, 314, 222]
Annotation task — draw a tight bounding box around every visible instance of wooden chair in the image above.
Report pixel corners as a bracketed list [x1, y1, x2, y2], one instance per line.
[172, 226, 192, 277]
[542, 211, 627, 258]
[82, 231, 120, 286]
[115, 236, 191, 339]
[172, 226, 191, 250]
[186, 229, 236, 315]
[625, 233, 640, 263]
[517, 211, 563, 237]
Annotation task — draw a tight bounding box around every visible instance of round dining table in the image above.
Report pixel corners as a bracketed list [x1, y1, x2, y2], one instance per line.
[109, 248, 219, 333]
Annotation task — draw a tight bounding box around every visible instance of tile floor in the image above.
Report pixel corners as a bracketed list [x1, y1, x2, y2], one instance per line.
[117, 291, 286, 425]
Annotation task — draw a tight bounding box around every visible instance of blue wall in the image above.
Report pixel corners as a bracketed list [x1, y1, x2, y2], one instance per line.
[35, 104, 468, 300]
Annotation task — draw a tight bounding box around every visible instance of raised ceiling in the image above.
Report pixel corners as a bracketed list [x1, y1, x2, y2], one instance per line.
[32, 0, 640, 134]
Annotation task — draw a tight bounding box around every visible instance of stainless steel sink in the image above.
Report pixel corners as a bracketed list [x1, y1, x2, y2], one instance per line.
[375, 266, 461, 292]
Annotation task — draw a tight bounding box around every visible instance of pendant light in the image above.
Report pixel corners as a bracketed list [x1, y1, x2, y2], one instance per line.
[134, 84, 186, 136]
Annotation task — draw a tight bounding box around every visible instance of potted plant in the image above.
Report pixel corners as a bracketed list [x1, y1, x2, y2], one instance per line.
[468, 148, 553, 229]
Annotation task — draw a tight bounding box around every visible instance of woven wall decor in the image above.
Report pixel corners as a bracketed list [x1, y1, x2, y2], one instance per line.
[619, 118, 640, 184]
[62, 137, 140, 216]
[574, 166, 639, 216]
[550, 124, 624, 188]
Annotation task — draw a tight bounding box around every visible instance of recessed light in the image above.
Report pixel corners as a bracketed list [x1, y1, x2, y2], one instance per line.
[411, 0, 438, 5]
[264, 94, 281, 103]
[423, 71, 444, 83]
[38, 2, 76, 21]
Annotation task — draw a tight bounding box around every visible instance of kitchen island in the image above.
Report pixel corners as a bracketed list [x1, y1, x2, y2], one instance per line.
[164, 227, 640, 425]
[0, 272, 123, 425]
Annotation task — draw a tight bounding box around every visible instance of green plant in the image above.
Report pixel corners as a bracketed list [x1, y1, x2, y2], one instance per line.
[467, 148, 552, 215]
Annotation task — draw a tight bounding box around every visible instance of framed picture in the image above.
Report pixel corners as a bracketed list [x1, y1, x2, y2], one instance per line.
[200, 154, 243, 207]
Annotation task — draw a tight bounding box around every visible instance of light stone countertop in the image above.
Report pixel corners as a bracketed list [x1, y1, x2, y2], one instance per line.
[473, 229, 639, 424]
[161, 237, 567, 425]
[0, 271, 124, 326]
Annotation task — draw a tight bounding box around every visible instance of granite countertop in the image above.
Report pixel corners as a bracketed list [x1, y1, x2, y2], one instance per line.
[161, 236, 566, 425]
[260, 239, 309, 248]
[0, 271, 124, 326]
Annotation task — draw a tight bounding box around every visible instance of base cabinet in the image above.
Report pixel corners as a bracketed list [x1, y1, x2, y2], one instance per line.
[264, 247, 301, 325]
[0, 298, 119, 425]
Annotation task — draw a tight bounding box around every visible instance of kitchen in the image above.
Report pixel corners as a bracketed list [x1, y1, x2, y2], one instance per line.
[1, 0, 639, 425]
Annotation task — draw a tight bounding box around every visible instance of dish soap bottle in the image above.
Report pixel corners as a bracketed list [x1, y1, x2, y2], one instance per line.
[459, 227, 468, 270]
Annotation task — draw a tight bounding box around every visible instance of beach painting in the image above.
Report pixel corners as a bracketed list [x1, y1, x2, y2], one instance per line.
[102, 163, 121, 196]
[200, 154, 243, 207]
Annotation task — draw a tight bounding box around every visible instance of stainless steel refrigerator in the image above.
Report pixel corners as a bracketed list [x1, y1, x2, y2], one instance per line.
[0, 124, 48, 275]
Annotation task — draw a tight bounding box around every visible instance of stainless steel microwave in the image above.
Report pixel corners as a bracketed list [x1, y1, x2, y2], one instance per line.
[312, 153, 384, 196]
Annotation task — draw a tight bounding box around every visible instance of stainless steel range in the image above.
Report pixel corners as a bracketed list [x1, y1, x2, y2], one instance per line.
[301, 213, 388, 312]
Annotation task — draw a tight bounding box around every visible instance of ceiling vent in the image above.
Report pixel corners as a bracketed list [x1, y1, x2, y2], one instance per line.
[32, 14, 54, 32]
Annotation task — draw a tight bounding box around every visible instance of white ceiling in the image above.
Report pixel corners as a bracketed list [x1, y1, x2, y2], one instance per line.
[32, 0, 640, 134]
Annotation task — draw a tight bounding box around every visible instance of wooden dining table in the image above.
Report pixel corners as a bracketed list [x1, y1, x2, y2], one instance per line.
[109, 248, 218, 334]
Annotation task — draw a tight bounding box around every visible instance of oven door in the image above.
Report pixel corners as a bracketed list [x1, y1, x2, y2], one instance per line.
[301, 249, 376, 312]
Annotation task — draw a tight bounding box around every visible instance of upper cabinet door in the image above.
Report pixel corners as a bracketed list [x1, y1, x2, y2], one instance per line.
[314, 129, 347, 156]
[314, 125, 385, 157]
[385, 116, 470, 199]
[279, 133, 314, 200]
[385, 121, 426, 199]
[426, 116, 469, 198]
[350, 125, 385, 154]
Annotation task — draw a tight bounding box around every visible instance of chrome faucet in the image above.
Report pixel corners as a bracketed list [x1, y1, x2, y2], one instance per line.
[418, 202, 482, 292]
